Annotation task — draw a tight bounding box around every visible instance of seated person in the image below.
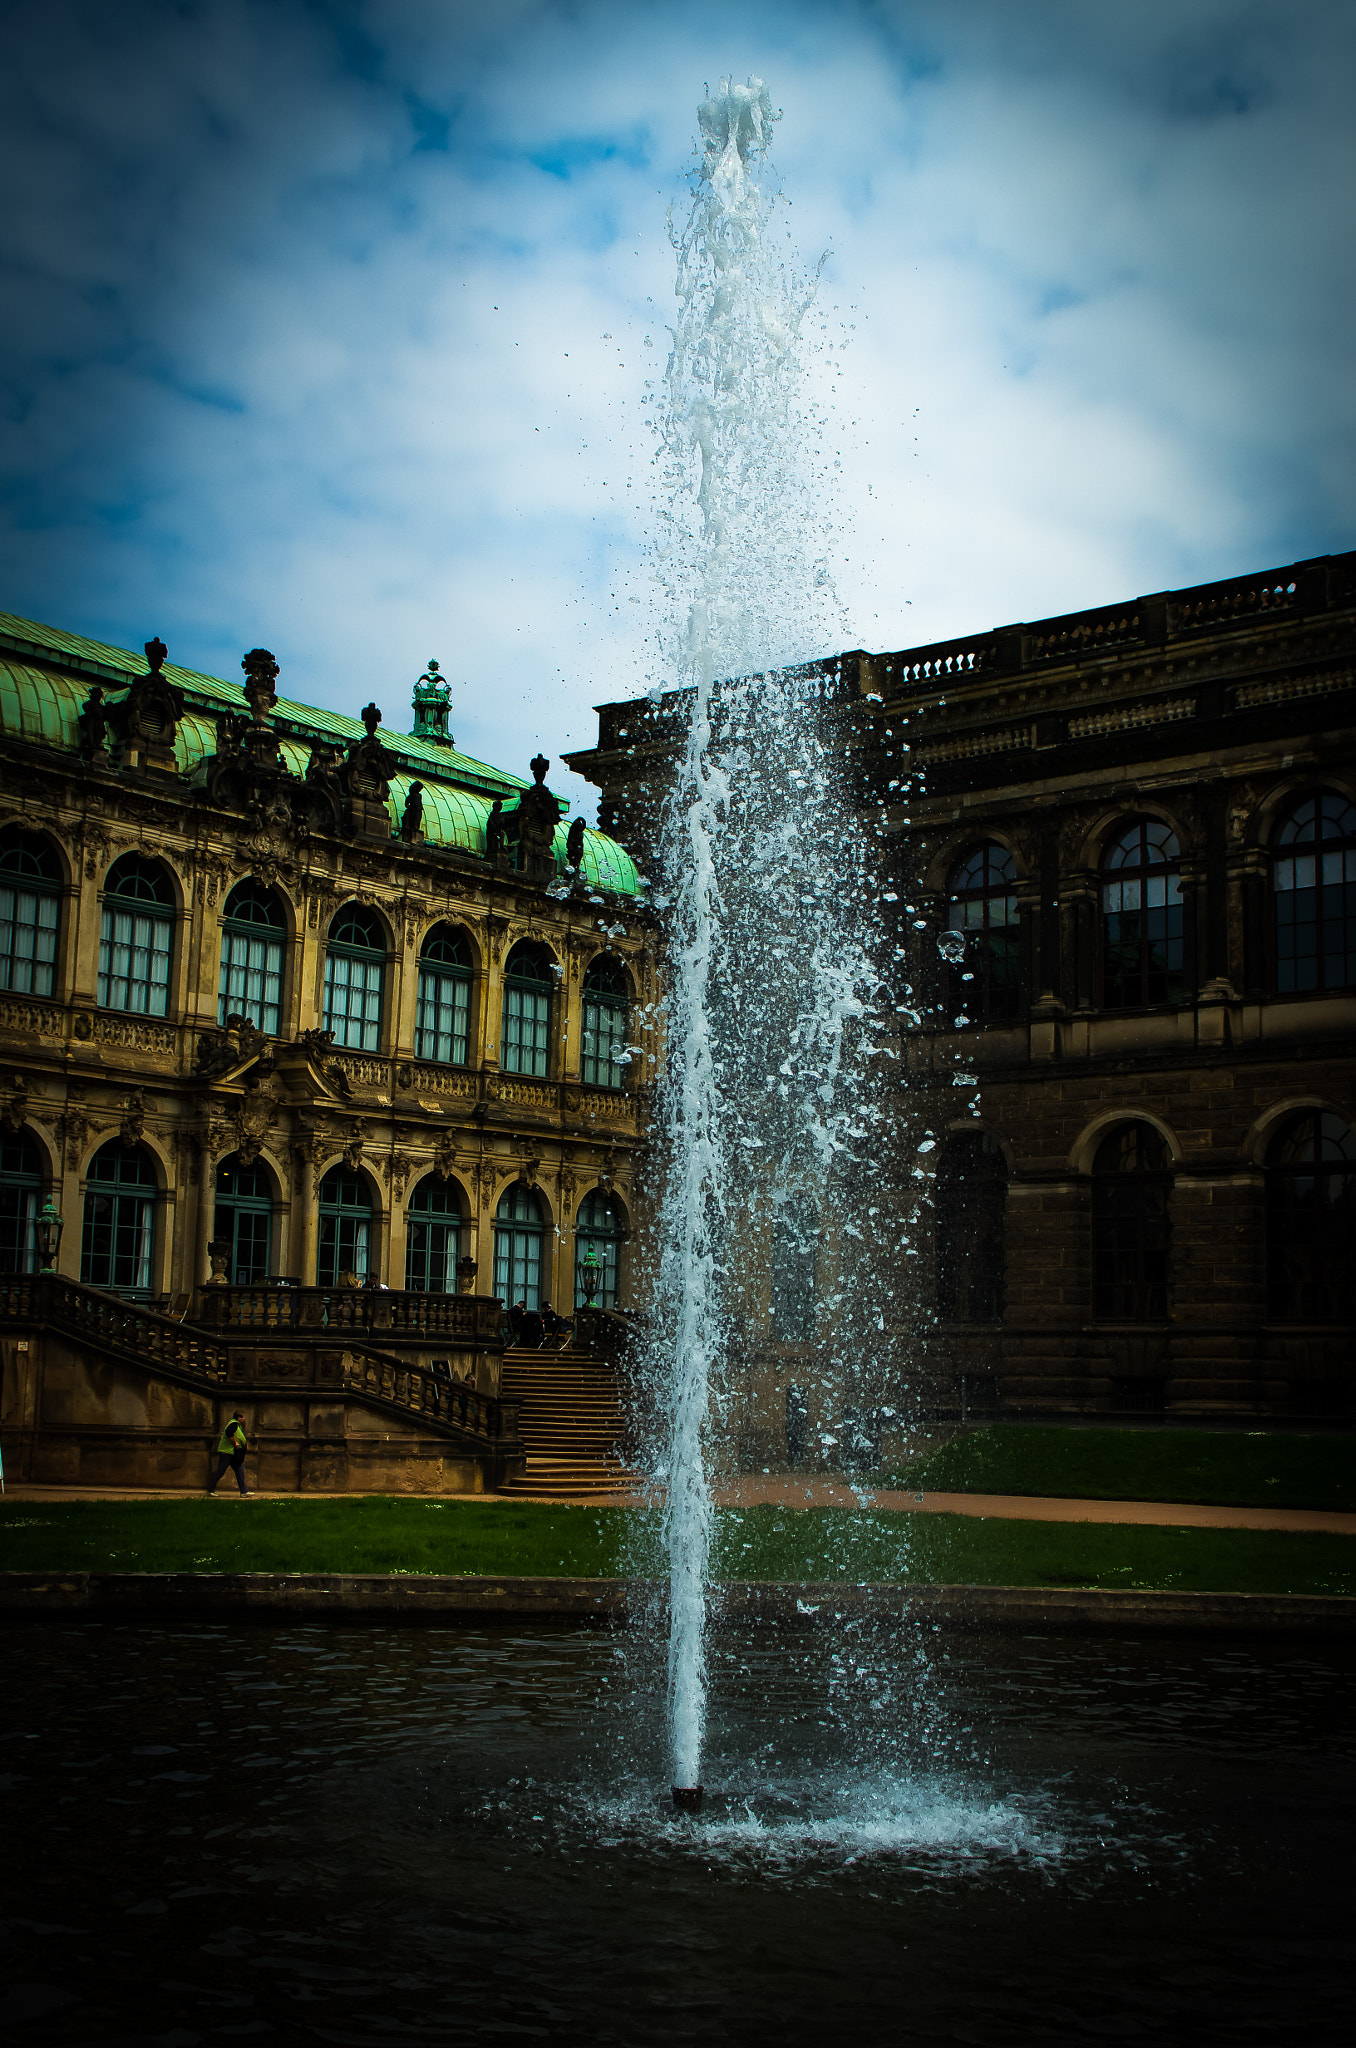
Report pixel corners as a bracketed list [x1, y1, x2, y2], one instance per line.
[540, 1299, 573, 1342]
[519, 1305, 545, 1349]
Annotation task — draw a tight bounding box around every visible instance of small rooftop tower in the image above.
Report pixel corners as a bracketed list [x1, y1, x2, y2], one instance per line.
[412, 659, 453, 744]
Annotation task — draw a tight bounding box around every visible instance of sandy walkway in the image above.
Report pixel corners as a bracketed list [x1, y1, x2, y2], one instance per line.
[2, 1479, 1353, 1534]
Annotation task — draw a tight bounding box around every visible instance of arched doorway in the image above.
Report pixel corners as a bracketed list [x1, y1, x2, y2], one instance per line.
[0, 1129, 44, 1275]
[81, 1142, 159, 1296]
[214, 1155, 274, 1284]
[405, 1175, 462, 1293]
[317, 1165, 374, 1286]
[494, 1184, 545, 1308]
[574, 1189, 623, 1309]
[1091, 1123, 1171, 1320]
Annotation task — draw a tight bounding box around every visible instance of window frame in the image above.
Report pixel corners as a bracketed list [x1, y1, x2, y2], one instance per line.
[574, 1190, 623, 1310]
[405, 1174, 463, 1293]
[80, 1141, 159, 1297]
[1099, 818, 1185, 1012]
[1264, 1110, 1356, 1323]
[501, 945, 552, 1079]
[415, 927, 473, 1067]
[494, 1183, 546, 1309]
[218, 881, 286, 1037]
[98, 856, 175, 1018]
[1090, 1122, 1172, 1323]
[580, 956, 630, 1089]
[323, 906, 385, 1053]
[0, 1129, 45, 1276]
[213, 1155, 275, 1285]
[1270, 790, 1356, 996]
[0, 830, 62, 1003]
[943, 842, 1021, 1023]
[316, 1165, 374, 1287]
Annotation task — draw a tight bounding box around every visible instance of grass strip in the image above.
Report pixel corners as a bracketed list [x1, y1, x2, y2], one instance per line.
[0, 1498, 1352, 1597]
[881, 1425, 1356, 1511]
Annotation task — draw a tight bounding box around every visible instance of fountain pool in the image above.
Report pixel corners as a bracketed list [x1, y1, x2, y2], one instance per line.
[2, 1619, 1349, 2043]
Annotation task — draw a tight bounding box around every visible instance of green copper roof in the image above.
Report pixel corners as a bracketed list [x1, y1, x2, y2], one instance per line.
[0, 609, 644, 896]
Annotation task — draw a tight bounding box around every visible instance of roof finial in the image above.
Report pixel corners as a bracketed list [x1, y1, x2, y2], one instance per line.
[412, 659, 453, 745]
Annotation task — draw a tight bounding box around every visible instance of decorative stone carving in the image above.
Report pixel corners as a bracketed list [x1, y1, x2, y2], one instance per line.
[399, 782, 424, 845]
[59, 1111, 90, 1169]
[382, 1150, 413, 1198]
[194, 1014, 270, 1079]
[114, 639, 185, 775]
[433, 1134, 457, 1183]
[1, 1076, 28, 1135]
[565, 816, 585, 869]
[120, 1091, 146, 1149]
[485, 798, 506, 864]
[342, 704, 399, 842]
[341, 1120, 366, 1172]
[77, 686, 109, 764]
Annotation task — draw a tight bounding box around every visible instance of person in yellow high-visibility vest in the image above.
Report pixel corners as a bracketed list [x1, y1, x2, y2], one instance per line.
[207, 1411, 253, 1496]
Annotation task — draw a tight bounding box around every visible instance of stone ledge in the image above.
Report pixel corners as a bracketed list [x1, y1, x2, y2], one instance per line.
[0, 1572, 1352, 1632]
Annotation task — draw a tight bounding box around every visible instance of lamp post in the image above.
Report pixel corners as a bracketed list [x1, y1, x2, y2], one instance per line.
[34, 1197, 63, 1275]
[579, 1243, 601, 1308]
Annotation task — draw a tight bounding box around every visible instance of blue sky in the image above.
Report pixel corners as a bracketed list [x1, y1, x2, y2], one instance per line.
[2, 0, 1353, 820]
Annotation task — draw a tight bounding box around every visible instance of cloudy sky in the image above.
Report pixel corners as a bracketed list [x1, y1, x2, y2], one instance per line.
[2, 0, 1353, 819]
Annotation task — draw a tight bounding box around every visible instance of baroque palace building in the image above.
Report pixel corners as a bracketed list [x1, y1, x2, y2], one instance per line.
[0, 610, 654, 1491]
[568, 549, 1356, 1437]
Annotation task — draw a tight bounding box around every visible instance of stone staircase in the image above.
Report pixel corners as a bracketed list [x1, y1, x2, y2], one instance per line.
[498, 1346, 641, 1498]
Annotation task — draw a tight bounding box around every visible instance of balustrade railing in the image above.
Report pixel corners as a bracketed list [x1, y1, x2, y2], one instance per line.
[340, 1347, 519, 1445]
[197, 1283, 502, 1341]
[0, 1273, 228, 1384]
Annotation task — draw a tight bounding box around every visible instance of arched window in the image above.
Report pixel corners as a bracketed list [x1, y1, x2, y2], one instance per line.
[1091, 1123, 1170, 1321]
[1265, 1111, 1356, 1322]
[580, 956, 629, 1088]
[494, 1183, 545, 1308]
[935, 1132, 1008, 1321]
[405, 1175, 462, 1293]
[502, 943, 552, 1078]
[945, 844, 1020, 1021]
[415, 926, 472, 1066]
[0, 829, 61, 1000]
[98, 855, 174, 1016]
[769, 1204, 819, 1337]
[317, 1166, 373, 1287]
[1101, 819, 1184, 1009]
[0, 1130, 45, 1275]
[575, 1190, 623, 1310]
[81, 1141, 158, 1295]
[218, 881, 285, 1036]
[1272, 792, 1356, 994]
[213, 1155, 273, 1285]
[323, 906, 384, 1052]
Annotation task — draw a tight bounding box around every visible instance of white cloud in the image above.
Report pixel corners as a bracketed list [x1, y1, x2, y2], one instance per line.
[0, 0, 1352, 820]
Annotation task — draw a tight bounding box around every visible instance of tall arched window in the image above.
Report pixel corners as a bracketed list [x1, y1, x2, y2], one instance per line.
[323, 906, 384, 1051]
[317, 1165, 373, 1286]
[213, 1155, 273, 1284]
[81, 1141, 158, 1295]
[769, 1203, 819, 1337]
[0, 1130, 44, 1275]
[581, 956, 629, 1087]
[415, 926, 472, 1065]
[1101, 819, 1184, 1009]
[1091, 1123, 1170, 1321]
[502, 943, 552, 1078]
[575, 1189, 623, 1309]
[494, 1184, 545, 1308]
[1272, 792, 1356, 993]
[405, 1175, 462, 1293]
[0, 829, 61, 1000]
[218, 881, 285, 1036]
[935, 1131, 1008, 1321]
[945, 844, 1020, 1021]
[98, 856, 174, 1016]
[1266, 1111, 1356, 1322]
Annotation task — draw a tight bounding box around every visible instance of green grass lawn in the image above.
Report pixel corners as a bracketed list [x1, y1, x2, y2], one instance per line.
[0, 1497, 1352, 1596]
[882, 1425, 1356, 1510]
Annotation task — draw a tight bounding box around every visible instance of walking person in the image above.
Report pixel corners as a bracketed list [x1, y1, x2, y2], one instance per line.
[207, 1411, 253, 1496]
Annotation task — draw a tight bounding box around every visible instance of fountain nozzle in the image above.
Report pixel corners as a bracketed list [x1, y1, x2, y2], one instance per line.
[672, 1785, 703, 1814]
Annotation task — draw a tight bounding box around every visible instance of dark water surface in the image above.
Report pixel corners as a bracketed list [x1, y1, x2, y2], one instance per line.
[0, 1619, 1349, 2045]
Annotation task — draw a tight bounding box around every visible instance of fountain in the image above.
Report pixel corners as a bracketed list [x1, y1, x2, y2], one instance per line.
[647, 78, 904, 1810]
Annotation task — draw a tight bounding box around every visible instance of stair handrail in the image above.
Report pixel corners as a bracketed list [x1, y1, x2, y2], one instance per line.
[194, 1283, 505, 1342]
[339, 1342, 522, 1449]
[0, 1272, 229, 1386]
